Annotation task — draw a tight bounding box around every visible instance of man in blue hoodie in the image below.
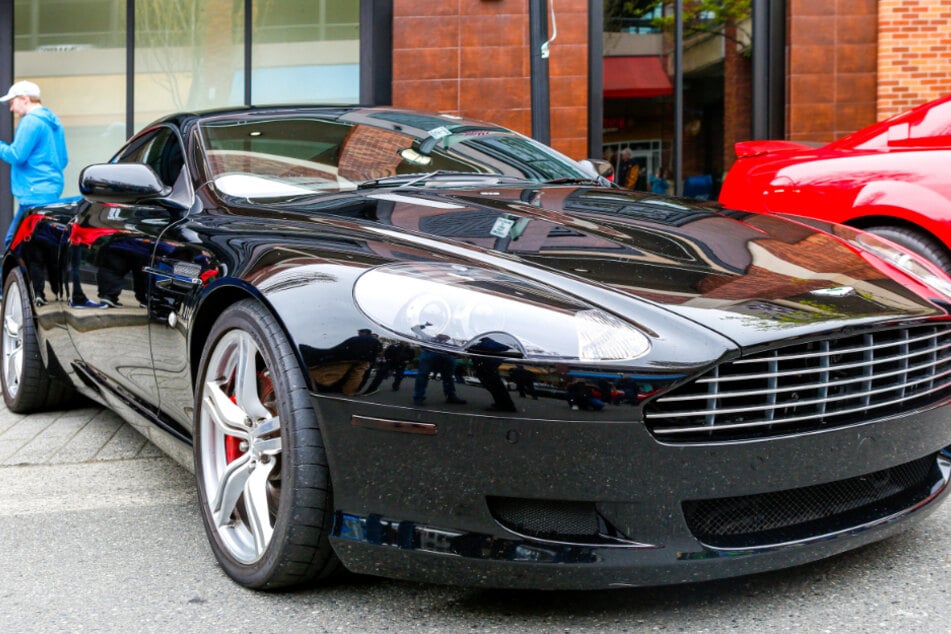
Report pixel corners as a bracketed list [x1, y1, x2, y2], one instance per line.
[0, 80, 68, 249]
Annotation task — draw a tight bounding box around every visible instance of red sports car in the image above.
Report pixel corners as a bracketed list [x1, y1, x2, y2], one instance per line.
[719, 94, 951, 272]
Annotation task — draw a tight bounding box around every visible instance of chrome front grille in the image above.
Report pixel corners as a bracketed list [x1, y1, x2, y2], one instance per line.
[645, 322, 951, 442]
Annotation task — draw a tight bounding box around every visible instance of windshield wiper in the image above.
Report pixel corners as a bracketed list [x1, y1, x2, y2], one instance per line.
[357, 171, 527, 189]
[542, 177, 603, 185]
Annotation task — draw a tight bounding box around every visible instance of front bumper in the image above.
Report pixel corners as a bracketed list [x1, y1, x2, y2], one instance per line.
[314, 394, 951, 589]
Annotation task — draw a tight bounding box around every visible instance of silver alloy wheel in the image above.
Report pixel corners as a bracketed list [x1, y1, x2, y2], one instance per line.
[2, 282, 24, 399]
[198, 328, 282, 564]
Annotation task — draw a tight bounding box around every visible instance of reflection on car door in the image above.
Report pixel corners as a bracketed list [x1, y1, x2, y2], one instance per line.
[64, 126, 188, 417]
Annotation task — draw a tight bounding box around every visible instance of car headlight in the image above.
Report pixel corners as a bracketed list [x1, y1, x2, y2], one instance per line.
[852, 231, 951, 299]
[353, 262, 651, 361]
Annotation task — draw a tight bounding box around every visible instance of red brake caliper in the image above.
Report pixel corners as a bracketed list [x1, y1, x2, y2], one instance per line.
[225, 394, 243, 463]
[223, 371, 275, 464]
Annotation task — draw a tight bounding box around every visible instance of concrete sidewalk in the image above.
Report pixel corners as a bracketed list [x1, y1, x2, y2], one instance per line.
[0, 400, 162, 466]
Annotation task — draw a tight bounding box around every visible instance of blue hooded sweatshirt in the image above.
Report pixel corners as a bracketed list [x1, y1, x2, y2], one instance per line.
[0, 106, 68, 206]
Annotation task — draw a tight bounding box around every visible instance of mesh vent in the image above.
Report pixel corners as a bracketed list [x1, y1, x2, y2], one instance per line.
[646, 323, 951, 442]
[488, 497, 601, 542]
[683, 453, 939, 548]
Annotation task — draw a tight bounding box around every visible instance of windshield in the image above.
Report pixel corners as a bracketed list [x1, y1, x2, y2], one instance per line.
[198, 113, 593, 200]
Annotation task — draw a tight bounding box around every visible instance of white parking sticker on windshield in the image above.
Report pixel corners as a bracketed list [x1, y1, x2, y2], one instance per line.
[490, 216, 516, 238]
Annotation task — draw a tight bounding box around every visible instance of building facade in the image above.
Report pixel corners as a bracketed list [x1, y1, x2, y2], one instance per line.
[787, 0, 951, 140]
[2, 1, 950, 227]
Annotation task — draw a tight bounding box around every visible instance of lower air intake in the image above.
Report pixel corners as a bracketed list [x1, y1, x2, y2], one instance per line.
[683, 453, 941, 549]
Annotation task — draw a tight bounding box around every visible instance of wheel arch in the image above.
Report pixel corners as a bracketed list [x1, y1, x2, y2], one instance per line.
[190, 282, 323, 397]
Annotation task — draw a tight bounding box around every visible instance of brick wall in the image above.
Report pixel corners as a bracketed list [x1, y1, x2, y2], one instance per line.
[786, 0, 878, 144]
[878, 0, 951, 119]
[391, 0, 589, 158]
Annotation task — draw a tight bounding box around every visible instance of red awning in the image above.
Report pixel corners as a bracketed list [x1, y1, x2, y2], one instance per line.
[603, 56, 673, 99]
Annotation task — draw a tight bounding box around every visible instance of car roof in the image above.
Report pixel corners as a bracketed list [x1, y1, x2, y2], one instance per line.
[147, 105, 505, 138]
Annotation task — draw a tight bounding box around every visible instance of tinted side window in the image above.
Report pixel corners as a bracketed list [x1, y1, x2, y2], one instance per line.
[115, 127, 185, 188]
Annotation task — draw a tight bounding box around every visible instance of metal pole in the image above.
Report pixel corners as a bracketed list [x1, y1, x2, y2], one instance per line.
[126, 0, 134, 139]
[673, 1, 683, 195]
[244, 0, 252, 106]
[769, 0, 786, 139]
[588, 0, 603, 159]
[529, 0, 551, 144]
[359, 0, 393, 106]
[0, 0, 11, 231]
[752, 0, 768, 139]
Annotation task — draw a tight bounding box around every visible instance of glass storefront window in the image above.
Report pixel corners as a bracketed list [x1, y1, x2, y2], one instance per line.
[255, 0, 359, 43]
[251, 0, 359, 105]
[14, 0, 124, 50]
[134, 0, 245, 131]
[13, 0, 127, 198]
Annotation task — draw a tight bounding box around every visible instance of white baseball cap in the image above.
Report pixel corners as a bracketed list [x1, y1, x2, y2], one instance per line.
[0, 80, 41, 102]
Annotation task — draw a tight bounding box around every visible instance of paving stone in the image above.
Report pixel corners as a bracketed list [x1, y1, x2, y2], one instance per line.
[0, 412, 57, 441]
[0, 394, 167, 467]
[96, 421, 150, 461]
[0, 438, 29, 464]
[48, 410, 123, 464]
[0, 410, 24, 436]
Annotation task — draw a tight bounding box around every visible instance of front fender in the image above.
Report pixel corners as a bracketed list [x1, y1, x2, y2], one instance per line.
[233, 254, 384, 395]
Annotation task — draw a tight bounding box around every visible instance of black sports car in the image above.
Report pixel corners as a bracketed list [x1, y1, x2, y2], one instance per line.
[3, 106, 951, 591]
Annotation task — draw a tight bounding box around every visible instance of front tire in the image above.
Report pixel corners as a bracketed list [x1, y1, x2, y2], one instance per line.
[1, 268, 72, 412]
[194, 299, 339, 589]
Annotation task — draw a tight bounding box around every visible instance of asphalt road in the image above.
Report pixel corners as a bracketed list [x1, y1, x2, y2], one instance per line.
[1, 404, 949, 633]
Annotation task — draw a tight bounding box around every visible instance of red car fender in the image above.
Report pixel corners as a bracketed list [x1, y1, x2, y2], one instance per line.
[851, 180, 951, 240]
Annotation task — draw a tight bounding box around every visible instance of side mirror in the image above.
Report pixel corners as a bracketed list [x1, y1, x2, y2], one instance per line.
[585, 158, 615, 180]
[578, 158, 615, 186]
[80, 163, 172, 206]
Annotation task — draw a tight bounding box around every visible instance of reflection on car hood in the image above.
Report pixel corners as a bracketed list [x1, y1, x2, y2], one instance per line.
[291, 184, 945, 346]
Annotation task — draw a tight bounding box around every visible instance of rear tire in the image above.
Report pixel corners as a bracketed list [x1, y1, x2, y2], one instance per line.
[866, 225, 951, 274]
[1, 268, 73, 412]
[194, 299, 339, 589]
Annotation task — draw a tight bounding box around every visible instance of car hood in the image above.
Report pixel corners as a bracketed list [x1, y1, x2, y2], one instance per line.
[276, 184, 947, 349]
